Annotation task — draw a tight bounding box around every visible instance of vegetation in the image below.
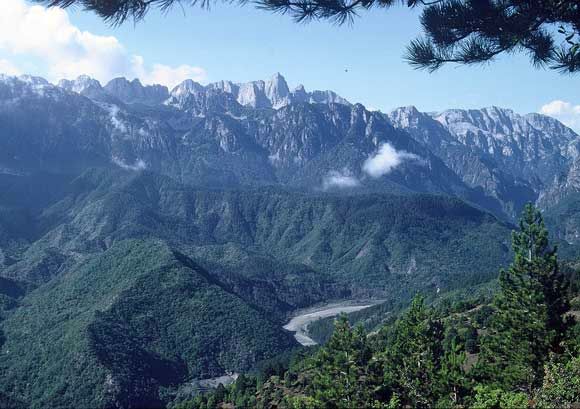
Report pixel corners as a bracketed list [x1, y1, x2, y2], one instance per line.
[179, 205, 580, 408]
[2, 169, 513, 304]
[1, 168, 578, 408]
[0, 240, 296, 408]
[37, 1, 580, 74]
[0, 169, 521, 408]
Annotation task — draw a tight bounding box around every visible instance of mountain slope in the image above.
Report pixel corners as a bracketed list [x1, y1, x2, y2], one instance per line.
[0, 167, 516, 408]
[0, 71, 578, 408]
[0, 74, 515, 218]
[0, 239, 296, 409]
[431, 107, 579, 200]
[388, 105, 580, 219]
[1, 170, 513, 299]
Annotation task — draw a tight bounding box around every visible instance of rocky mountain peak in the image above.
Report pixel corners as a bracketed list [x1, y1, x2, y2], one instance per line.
[265, 72, 290, 108]
[387, 106, 425, 128]
[104, 77, 169, 105]
[171, 79, 205, 97]
[58, 75, 106, 101]
[237, 80, 270, 108]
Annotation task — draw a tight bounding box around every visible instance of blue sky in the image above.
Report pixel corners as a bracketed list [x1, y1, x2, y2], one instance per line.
[1, 0, 579, 128]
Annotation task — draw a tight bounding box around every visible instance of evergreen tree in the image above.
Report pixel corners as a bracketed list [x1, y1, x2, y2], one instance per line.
[381, 295, 445, 408]
[439, 339, 470, 406]
[477, 204, 572, 393]
[464, 324, 479, 354]
[308, 315, 379, 408]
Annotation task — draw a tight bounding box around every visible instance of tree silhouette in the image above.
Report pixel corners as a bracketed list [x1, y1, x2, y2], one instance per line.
[35, 0, 580, 74]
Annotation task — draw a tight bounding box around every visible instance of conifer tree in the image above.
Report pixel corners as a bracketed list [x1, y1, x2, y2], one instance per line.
[381, 295, 445, 407]
[439, 339, 470, 406]
[308, 315, 379, 408]
[477, 204, 571, 393]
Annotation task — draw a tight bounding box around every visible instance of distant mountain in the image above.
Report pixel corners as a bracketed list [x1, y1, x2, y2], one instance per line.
[0, 168, 514, 407]
[431, 107, 577, 187]
[105, 77, 169, 105]
[388, 105, 580, 218]
[0, 74, 486, 210]
[2, 72, 580, 220]
[0, 71, 579, 408]
[56, 72, 350, 109]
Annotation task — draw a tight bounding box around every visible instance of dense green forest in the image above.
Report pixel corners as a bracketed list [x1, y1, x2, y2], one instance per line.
[178, 205, 580, 409]
[0, 240, 297, 408]
[0, 169, 524, 408]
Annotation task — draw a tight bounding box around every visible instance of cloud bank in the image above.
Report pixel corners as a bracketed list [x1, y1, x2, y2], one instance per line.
[540, 100, 580, 133]
[322, 170, 360, 190]
[0, 0, 206, 88]
[362, 143, 418, 178]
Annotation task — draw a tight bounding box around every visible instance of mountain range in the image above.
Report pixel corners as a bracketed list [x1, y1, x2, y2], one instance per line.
[2, 73, 579, 222]
[0, 72, 579, 407]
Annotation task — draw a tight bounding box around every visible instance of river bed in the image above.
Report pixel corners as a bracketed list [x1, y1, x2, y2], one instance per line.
[283, 301, 378, 346]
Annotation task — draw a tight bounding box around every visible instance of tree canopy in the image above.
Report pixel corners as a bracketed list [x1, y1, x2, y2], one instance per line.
[36, 0, 580, 74]
[179, 204, 580, 409]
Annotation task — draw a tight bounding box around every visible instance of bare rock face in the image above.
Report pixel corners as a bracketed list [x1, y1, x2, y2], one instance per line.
[104, 77, 169, 105]
[389, 105, 580, 216]
[0, 73, 578, 221]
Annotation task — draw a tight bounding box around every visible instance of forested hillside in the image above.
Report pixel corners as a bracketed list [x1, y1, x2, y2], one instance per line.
[0, 168, 517, 407]
[181, 206, 580, 409]
[0, 72, 579, 408]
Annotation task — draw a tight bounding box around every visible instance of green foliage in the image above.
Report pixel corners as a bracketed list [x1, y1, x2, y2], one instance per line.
[406, 1, 580, 74]
[380, 295, 446, 407]
[2, 168, 579, 409]
[0, 240, 295, 408]
[308, 316, 380, 408]
[535, 354, 580, 408]
[4, 169, 513, 302]
[472, 385, 529, 409]
[477, 204, 572, 392]
[182, 205, 580, 409]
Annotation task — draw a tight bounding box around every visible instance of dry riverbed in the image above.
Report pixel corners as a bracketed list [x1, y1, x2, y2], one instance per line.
[283, 301, 381, 346]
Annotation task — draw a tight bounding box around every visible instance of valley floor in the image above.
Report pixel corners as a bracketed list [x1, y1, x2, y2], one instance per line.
[283, 300, 381, 345]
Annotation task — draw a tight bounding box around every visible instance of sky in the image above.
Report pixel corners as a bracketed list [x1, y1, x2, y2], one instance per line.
[0, 0, 579, 131]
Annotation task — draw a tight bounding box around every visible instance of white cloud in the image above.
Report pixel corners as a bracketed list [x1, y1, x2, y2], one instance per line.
[107, 105, 128, 133]
[0, 59, 20, 76]
[112, 156, 147, 171]
[322, 170, 360, 190]
[0, 0, 206, 87]
[138, 62, 207, 89]
[362, 143, 418, 178]
[539, 100, 580, 133]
